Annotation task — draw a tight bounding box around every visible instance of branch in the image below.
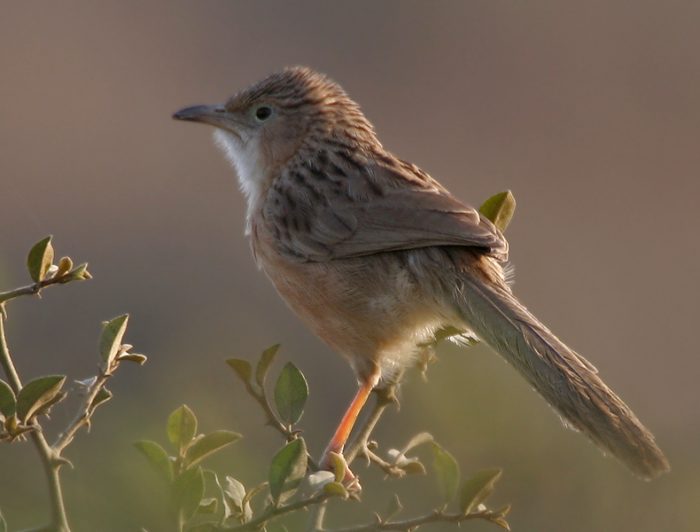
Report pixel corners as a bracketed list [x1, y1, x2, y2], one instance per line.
[345, 372, 402, 465]
[307, 374, 403, 532]
[359, 448, 406, 478]
[330, 508, 508, 532]
[0, 314, 70, 531]
[0, 310, 22, 393]
[0, 265, 89, 306]
[0, 281, 47, 305]
[221, 492, 332, 531]
[52, 369, 112, 453]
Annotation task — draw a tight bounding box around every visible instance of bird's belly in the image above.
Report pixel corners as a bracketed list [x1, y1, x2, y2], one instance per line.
[257, 249, 448, 380]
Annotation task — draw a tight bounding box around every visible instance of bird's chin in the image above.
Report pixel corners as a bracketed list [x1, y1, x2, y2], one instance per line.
[213, 129, 243, 164]
[213, 129, 264, 202]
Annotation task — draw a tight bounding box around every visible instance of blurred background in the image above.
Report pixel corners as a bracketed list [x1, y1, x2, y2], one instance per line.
[1, 1, 698, 530]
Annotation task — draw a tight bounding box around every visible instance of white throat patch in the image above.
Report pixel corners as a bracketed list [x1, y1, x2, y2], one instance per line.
[213, 129, 265, 234]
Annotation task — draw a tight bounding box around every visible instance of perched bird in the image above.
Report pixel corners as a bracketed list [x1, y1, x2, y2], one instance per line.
[173, 66, 669, 480]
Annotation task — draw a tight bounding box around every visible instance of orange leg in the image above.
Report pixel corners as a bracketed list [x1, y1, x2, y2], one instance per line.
[321, 371, 380, 469]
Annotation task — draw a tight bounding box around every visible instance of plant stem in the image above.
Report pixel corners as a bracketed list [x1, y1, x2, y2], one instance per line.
[0, 284, 42, 305]
[330, 509, 505, 531]
[0, 313, 22, 392]
[306, 499, 328, 532]
[224, 492, 331, 531]
[53, 370, 111, 452]
[0, 315, 70, 531]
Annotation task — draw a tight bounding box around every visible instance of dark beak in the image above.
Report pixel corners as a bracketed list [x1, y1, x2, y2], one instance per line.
[172, 104, 229, 128]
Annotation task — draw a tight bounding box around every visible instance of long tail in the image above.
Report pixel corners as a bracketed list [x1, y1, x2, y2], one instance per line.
[455, 270, 670, 479]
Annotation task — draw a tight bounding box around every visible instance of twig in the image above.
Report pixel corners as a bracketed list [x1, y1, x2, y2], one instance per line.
[307, 374, 403, 531]
[359, 448, 405, 478]
[0, 274, 77, 305]
[221, 492, 332, 531]
[0, 315, 70, 531]
[330, 509, 506, 531]
[53, 369, 112, 452]
[306, 499, 328, 532]
[0, 310, 22, 391]
[345, 373, 402, 465]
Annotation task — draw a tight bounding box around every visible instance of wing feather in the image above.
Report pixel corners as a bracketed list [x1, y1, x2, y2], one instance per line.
[264, 156, 508, 263]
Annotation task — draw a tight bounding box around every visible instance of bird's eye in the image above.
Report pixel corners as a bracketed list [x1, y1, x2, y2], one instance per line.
[255, 106, 272, 121]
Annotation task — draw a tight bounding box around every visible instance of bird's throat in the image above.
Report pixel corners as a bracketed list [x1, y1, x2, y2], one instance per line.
[213, 129, 266, 234]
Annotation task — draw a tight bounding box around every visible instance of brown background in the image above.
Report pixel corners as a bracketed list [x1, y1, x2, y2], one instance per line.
[1, 2, 698, 530]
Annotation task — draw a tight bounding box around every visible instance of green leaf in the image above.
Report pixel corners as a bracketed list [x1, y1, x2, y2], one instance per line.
[0, 380, 16, 417]
[184, 430, 241, 469]
[273, 362, 308, 426]
[323, 481, 348, 499]
[431, 443, 460, 504]
[88, 387, 112, 414]
[35, 390, 68, 418]
[167, 405, 198, 452]
[459, 468, 502, 515]
[256, 344, 280, 387]
[27, 236, 54, 282]
[65, 262, 92, 282]
[134, 440, 174, 482]
[196, 497, 218, 515]
[327, 451, 348, 483]
[226, 358, 252, 385]
[0, 509, 6, 532]
[16, 375, 66, 422]
[268, 438, 307, 504]
[493, 504, 511, 530]
[99, 314, 129, 368]
[173, 466, 205, 523]
[479, 190, 516, 232]
[224, 476, 253, 523]
[223, 475, 245, 508]
[400, 460, 427, 475]
[55, 256, 73, 278]
[400, 431, 434, 455]
[118, 353, 148, 365]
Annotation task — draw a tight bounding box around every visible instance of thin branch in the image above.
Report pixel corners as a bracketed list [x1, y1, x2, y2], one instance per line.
[52, 369, 112, 453]
[0, 282, 45, 305]
[359, 448, 405, 478]
[330, 509, 507, 532]
[0, 312, 22, 393]
[303, 374, 404, 532]
[0, 263, 90, 306]
[0, 314, 70, 531]
[222, 492, 332, 531]
[306, 499, 328, 532]
[345, 373, 402, 465]
[0, 278, 61, 305]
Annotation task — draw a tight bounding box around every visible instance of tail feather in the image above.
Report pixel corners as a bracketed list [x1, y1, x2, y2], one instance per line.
[456, 272, 670, 479]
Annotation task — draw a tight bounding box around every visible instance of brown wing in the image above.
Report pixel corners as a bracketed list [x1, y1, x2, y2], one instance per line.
[264, 156, 508, 263]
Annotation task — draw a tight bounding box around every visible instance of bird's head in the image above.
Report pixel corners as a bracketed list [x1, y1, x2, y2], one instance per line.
[173, 67, 377, 204]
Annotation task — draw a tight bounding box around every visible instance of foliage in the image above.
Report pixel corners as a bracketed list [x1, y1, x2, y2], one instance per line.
[0, 236, 146, 531]
[136, 345, 511, 531]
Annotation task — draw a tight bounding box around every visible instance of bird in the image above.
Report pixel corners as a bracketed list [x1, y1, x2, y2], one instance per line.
[173, 66, 669, 481]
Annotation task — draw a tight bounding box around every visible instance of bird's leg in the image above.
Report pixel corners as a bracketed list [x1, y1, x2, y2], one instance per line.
[321, 370, 380, 482]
